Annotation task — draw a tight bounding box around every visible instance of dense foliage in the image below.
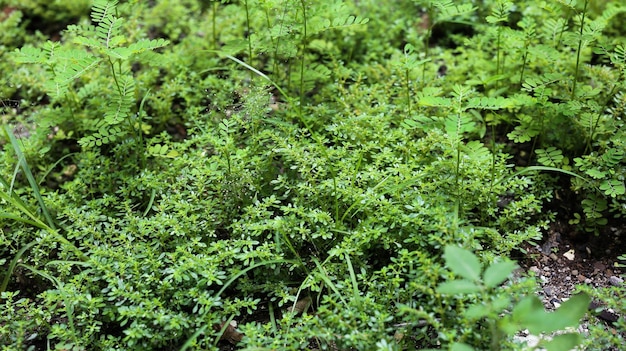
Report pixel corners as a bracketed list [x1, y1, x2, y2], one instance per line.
[1, 0, 625, 350]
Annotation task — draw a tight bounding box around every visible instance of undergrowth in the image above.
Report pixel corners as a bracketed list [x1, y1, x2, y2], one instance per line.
[1, 0, 625, 350]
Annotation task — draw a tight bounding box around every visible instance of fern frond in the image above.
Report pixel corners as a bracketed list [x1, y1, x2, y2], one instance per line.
[104, 76, 135, 125]
[105, 38, 170, 60]
[542, 18, 568, 46]
[434, 1, 476, 23]
[486, 0, 513, 24]
[463, 140, 491, 160]
[13, 46, 45, 64]
[612, 45, 626, 66]
[507, 114, 541, 143]
[535, 147, 563, 167]
[79, 125, 125, 147]
[91, 0, 118, 24]
[466, 96, 518, 110]
[328, 15, 369, 29]
[54, 51, 101, 85]
[309, 15, 369, 35]
[127, 38, 170, 54]
[418, 96, 451, 107]
[444, 114, 475, 139]
[601, 148, 624, 167]
[96, 16, 124, 49]
[521, 73, 564, 95]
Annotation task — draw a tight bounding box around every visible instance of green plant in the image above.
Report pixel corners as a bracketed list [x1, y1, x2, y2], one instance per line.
[434, 245, 590, 351]
[4, 0, 626, 350]
[14, 0, 169, 165]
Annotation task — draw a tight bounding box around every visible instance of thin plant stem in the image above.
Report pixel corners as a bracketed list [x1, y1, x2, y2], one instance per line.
[213, 1, 218, 49]
[571, 0, 589, 100]
[298, 0, 307, 118]
[244, 0, 253, 63]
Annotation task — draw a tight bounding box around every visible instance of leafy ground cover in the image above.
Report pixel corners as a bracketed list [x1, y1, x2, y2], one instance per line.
[1, 0, 625, 350]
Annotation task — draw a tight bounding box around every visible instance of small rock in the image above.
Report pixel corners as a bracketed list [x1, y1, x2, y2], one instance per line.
[572, 269, 578, 276]
[584, 278, 592, 284]
[529, 266, 540, 274]
[578, 274, 587, 282]
[565, 276, 571, 281]
[543, 266, 551, 271]
[609, 276, 624, 286]
[549, 253, 558, 261]
[543, 286, 554, 296]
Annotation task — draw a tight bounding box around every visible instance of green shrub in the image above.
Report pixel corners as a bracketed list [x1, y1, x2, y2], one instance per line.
[3, 0, 624, 350]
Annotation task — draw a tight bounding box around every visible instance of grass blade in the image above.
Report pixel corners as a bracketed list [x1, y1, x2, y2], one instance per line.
[3, 125, 56, 229]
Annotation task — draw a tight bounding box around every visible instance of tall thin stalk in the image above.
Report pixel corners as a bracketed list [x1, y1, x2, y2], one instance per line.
[298, 0, 307, 117]
[571, 0, 589, 100]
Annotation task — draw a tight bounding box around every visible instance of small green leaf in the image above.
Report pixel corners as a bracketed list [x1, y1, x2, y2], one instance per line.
[546, 293, 590, 332]
[599, 179, 625, 196]
[444, 245, 481, 281]
[464, 303, 490, 320]
[450, 342, 475, 351]
[483, 261, 517, 288]
[511, 295, 546, 330]
[584, 168, 606, 179]
[543, 333, 582, 351]
[436, 279, 481, 294]
[491, 295, 512, 314]
[536, 147, 563, 167]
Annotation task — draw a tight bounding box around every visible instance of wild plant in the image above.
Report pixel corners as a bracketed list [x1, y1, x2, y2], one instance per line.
[14, 0, 169, 167]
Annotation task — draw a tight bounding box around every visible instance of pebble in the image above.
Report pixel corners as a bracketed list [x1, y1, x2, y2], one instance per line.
[543, 286, 554, 296]
[578, 274, 587, 282]
[571, 269, 578, 275]
[609, 276, 624, 286]
[549, 253, 558, 261]
[529, 266, 540, 274]
[543, 266, 550, 271]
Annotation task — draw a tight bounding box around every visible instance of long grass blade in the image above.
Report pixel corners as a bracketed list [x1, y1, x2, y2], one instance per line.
[0, 241, 38, 293]
[3, 125, 56, 229]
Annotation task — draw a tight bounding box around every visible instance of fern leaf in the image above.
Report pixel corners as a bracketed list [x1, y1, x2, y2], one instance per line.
[54, 53, 101, 85]
[13, 46, 45, 64]
[466, 96, 518, 110]
[463, 140, 491, 160]
[329, 15, 369, 29]
[507, 122, 541, 143]
[104, 76, 135, 125]
[601, 148, 624, 167]
[91, 0, 118, 23]
[79, 125, 125, 147]
[435, 2, 476, 22]
[542, 18, 568, 46]
[611, 45, 626, 66]
[445, 114, 475, 139]
[127, 38, 170, 54]
[535, 147, 563, 167]
[599, 179, 625, 197]
[96, 16, 124, 48]
[419, 96, 451, 107]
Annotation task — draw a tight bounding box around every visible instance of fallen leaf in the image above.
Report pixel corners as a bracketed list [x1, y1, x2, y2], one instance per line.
[214, 320, 243, 345]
